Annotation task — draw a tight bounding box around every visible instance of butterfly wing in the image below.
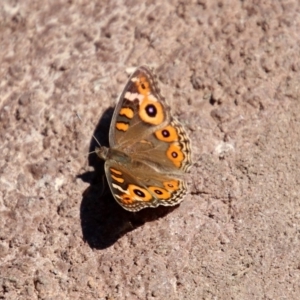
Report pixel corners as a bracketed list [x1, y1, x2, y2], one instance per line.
[109, 66, 169, 147]
[109, 66, 192, 173]
[104, 159, 187, 212]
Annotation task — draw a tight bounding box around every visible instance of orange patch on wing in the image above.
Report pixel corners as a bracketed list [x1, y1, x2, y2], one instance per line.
[136, 76, 151, 95]
[119, 184, 153, 205]
[134, 75, 165, 125]
[163, 180, 180, 191]
[148, 186, 171, 200]
[119, 107, 134, 119]
[166, 143, 184, 167]
[116, 122, 129, 132]
[127, 184, 152, 201]
[155, 125, 178, 142]
[139, 100, 164, 125]
[111, 174, 124, 184]
[110, 168, 122, 175]
[120, 195, 134, 205]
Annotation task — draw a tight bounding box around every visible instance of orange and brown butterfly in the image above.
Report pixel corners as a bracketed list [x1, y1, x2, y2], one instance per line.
[96, 66, 192, 211]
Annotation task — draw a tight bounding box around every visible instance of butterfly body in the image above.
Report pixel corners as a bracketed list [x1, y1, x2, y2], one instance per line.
[96, 66, 192, 211]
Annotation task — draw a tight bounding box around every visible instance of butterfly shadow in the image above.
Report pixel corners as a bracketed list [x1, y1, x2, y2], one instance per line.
[77, 107, 178, 250]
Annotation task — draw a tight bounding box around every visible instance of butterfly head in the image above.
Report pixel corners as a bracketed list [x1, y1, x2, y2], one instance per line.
[95, 146, 109, 161]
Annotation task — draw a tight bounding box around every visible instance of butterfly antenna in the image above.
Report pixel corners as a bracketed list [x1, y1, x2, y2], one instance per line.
[88, 150, 96, 156]
[75, 112, 102, 147]
[91, 134, 101, 147]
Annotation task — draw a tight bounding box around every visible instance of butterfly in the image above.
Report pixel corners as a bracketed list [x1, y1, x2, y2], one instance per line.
[96, 66, 192, 211]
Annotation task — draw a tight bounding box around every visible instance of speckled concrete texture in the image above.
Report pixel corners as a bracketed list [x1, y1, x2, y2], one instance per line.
[1, 0, 300, 299]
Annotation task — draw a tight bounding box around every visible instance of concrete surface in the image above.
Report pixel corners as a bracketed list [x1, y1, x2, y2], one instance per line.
[1, 0, 300, 299]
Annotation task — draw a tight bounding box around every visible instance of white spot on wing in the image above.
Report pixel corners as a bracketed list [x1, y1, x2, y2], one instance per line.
[112, 183, 129, 194]
[124, 91, 144, 103]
